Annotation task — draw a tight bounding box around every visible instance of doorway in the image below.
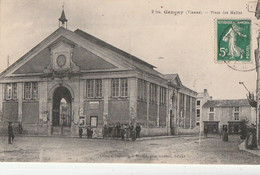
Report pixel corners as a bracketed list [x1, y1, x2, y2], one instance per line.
[52, 86, 72, 134]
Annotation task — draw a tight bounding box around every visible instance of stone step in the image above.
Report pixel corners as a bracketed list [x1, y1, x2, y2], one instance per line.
[52, 126, 71, 135]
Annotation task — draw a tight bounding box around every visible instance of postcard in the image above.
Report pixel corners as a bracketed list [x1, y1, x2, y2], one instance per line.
[0, 0, 260, 169]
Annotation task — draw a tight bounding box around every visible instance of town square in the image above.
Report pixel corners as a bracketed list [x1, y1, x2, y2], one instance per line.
[0, 2, 260, 174]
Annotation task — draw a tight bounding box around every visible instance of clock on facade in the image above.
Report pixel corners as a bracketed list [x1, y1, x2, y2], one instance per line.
[57, 55, 67, 67]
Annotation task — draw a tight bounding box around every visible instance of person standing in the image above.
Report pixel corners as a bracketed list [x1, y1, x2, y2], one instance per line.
[136, 124, 141, 138]
[204, 126, 208, 138]
[79, 127, 83, 138]
[8, 122, 15, 144]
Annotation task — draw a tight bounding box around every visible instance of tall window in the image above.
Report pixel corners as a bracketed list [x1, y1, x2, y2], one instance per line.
[86, 79, 102, 98]
[197, 100, 200, 106]
[111, 78, 128, 98]
[196, 109, 200, 117]
[24, 82, 38, 100]
[5, 83, 17, 100]
[138, 79, 147, 100]
[95, 79, 102, 97]
[32, 83, 38, 99]
[149, 83, 157, 103]
[111, 79, 119, 97]
[159, 86, 166, 104]
[86, 80, 94, 98]
[121, 78, 128, 97]
[209, 107, 214, 112]
[234, 107, 240, 120]
[234, 113, 239, 120]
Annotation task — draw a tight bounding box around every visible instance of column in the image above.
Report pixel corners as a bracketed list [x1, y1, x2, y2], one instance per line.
[176, 91, 180, 127]
[17, 83, 23, 122]
[156, 86, 160, 127]
[102, 79, 110, 125]
[183, 94, 186, 128]
[146, 82, 150, 127]
[166, 87, 171, 135]
[129, 78, 138, 124]
[175, 89, 179, 134]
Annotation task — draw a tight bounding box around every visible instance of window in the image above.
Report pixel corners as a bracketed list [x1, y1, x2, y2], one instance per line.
[209, 113, 214, 121]
[111, 79, 119, 97]
[234, 107, 240, 121]
[138, 79, 147, 100]
[86, 79, 102, 98]
[32, 82, 38, 99]
[95, 79, 102, 97]
[90, 116, 98, 128]
[24, 83, 31, 99]
[210, 107, 214, 112]
[24, 82, 38, 100]
[159, 86, 166, 104]
[234, 107, 239, 112]
[121, 78, 128, 97]
[234, 113, 239, 120]
[111, 78, 128, 98]
[197, 100, 200, 106]
[196, 109, 200, 117]
[5, 83, 17, 100]
[86, 80, 94, 98]
[149, 83, 157, 103]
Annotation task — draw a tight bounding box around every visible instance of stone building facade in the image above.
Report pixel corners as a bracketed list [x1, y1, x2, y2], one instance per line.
[0, 11, 198, 137]
[201, 99, 256, 135]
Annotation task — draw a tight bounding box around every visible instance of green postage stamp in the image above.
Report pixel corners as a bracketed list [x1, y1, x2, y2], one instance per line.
[217, 19, 251, 62]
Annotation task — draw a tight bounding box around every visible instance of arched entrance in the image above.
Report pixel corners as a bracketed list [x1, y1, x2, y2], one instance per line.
[52, 86, 72, 135]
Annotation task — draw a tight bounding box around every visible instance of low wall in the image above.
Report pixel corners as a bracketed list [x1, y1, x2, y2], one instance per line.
[140, 127, 168, 136]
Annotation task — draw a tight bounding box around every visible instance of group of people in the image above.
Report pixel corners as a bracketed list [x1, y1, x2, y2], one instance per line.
[79, 126, 97, 138]
[103, 123, 141, 141]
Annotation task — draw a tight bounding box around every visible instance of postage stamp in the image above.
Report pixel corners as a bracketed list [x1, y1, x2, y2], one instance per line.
[217, 19, 251, 62]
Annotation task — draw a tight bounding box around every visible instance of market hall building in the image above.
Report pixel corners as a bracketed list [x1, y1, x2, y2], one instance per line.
[0, 10, 197, 137]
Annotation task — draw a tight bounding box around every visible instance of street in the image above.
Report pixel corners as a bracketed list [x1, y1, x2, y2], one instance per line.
[0, 134, 259, 164]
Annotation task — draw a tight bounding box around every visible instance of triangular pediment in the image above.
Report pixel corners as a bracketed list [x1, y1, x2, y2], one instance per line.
[1, 27, 136, 77]
[164, 74, 182, 88]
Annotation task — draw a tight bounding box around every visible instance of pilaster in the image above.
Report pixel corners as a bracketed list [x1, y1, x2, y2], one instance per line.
[17, 83, 23, 122]
[146, 82, 150, 126]
[156, 86, 160, 127]
[102, 79, 110, 125]
[183, 94, 187, 128]
[129, 78, 138, 125]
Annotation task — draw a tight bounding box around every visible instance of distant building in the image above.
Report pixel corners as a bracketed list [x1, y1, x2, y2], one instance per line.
[201, 99, 256, 135]
[196, 89, 211, 127]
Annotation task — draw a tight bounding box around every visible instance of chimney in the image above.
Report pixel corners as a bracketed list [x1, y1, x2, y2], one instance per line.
[204, 89, 207, 95]
[210, 96, 213, 100]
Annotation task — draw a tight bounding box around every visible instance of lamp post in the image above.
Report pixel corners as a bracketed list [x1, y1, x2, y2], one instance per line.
[239, 82, 250, 93]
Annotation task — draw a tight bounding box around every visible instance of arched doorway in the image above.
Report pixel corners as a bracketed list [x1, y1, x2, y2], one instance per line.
[52, 86, 72, 135]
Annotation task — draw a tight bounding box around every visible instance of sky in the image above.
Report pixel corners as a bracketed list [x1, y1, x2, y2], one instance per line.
[0, 0, 259, 99]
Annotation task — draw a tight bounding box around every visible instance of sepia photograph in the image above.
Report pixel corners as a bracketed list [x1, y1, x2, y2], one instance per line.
[0, 0, 260, 171]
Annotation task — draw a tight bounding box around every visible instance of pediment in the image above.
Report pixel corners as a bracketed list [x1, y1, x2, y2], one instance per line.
[1, 29, 134, 77]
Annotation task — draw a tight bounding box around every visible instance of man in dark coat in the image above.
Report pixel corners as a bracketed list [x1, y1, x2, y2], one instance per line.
[136, 124, 141, 138]
[8, 122, 15, 144]
[79, 127, 83, 138]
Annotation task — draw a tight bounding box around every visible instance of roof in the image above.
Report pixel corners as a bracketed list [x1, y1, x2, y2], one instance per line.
[203, 99, 250, 108]
[74, 29, 156, 69]
[164, 74, 178, 81]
